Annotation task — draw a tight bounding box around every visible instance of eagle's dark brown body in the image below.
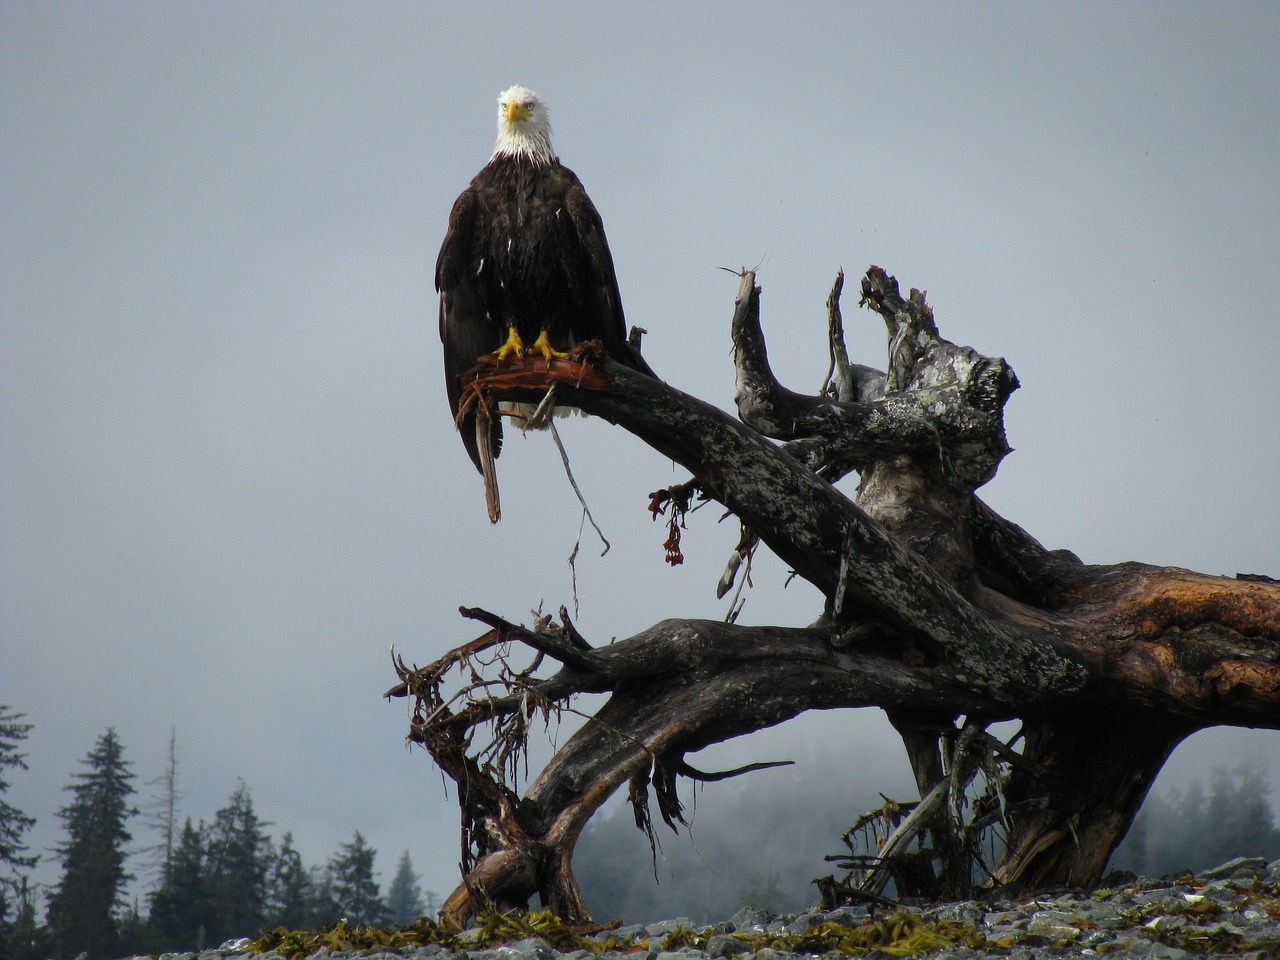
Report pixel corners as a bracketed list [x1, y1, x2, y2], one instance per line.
[437, 153, 647, 472]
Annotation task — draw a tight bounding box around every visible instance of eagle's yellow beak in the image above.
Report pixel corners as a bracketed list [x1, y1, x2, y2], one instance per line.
[506, 101, 528, 124]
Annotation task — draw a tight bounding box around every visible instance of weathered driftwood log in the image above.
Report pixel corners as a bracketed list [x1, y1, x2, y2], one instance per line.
[394, 267, 1280, 925]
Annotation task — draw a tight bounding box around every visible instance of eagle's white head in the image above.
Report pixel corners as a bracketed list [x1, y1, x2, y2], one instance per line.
[492, 85, 555, 164]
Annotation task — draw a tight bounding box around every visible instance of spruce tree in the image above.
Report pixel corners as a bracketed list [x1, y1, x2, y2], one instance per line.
[308, 865, 339, 927]
[4, 877, 44, 960]
[1204, 765, 1280, 867]
[45, 729, 137, 959]
[0, 708, 38, 913]
[263, 833, 314, 931]
[385, 851, 424, 926]
[0, 707, 38, 959]
[147, 818, 209, 950]
[203, 782, 272, 942]
[327, 832, 388, 927]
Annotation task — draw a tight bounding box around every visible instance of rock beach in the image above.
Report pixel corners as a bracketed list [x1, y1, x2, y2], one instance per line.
[132, 859, 1280, 960]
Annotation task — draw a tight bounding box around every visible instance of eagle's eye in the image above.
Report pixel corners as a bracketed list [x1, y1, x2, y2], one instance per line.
[523, 101, 536, 111]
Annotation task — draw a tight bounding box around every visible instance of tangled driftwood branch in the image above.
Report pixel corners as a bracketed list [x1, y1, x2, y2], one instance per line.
[398, 266, 1280, 924]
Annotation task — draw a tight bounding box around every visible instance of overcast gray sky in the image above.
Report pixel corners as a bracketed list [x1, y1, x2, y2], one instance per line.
[3, 1, 1279, 912]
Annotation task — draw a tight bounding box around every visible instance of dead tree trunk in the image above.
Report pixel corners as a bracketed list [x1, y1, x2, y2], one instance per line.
[392, 267, 1280, 925]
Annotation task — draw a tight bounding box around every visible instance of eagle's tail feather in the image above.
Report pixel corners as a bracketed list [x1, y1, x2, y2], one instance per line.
[476, 407, 501, 524]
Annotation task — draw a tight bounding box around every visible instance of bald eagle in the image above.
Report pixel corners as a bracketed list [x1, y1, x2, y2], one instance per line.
[436, 85, 651, 476]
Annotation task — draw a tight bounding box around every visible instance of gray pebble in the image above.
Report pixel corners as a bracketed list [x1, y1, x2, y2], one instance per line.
[703, 934, 751, 958]
[1199, 856, 1268, 880]
[725, 907, 773, 933]
[645, 918, 696, 937]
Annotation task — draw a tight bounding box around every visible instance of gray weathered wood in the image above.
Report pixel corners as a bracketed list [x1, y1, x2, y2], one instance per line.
[409, 265, 1280, 923]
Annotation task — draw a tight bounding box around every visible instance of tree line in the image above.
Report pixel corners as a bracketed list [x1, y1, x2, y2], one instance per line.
[0, 709, 436, 960]
[574, 750, 1280, 925]
[1108, 762, 1280, 879]
[4, 705, 1277, 953]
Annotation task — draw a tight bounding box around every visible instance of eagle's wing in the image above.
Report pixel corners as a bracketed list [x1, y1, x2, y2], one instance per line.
[438, 187, 502, 472]
[563, 173, 653, 375]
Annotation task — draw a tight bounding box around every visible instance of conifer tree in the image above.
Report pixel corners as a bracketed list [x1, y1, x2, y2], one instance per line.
[0, 707, 38, 960]
[3, 877, 44, 960]
[327, 832, 388, 927]
[263, 833, 314, 931]
[308, 866, 339, 927]
[385, 851, 424, 926]
[0, 707, 38, 925]
[45, 729, 137, 959]
[203, 782, 272, 942]
[115, 898, 153, 957]
[147, 818, 209, 950]
[1204, 765, 1279, 867]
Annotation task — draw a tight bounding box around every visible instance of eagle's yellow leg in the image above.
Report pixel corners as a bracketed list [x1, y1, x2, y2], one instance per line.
[528, 330, 571, 360]
[495, 326, 525, 363]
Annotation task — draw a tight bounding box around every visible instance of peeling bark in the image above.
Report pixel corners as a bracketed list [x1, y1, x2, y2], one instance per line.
[401, 267, 1280, 923]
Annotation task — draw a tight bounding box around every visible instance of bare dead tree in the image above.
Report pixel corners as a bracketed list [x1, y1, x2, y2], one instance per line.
[389, 266, 1280, 925]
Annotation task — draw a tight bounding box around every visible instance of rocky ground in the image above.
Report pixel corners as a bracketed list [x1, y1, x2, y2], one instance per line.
[146, 857, 1280, 960]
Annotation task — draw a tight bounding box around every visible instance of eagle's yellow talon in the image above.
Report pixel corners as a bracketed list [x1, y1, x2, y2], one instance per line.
[528, 331, 570, 360]
[495, 327, 525, 363]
